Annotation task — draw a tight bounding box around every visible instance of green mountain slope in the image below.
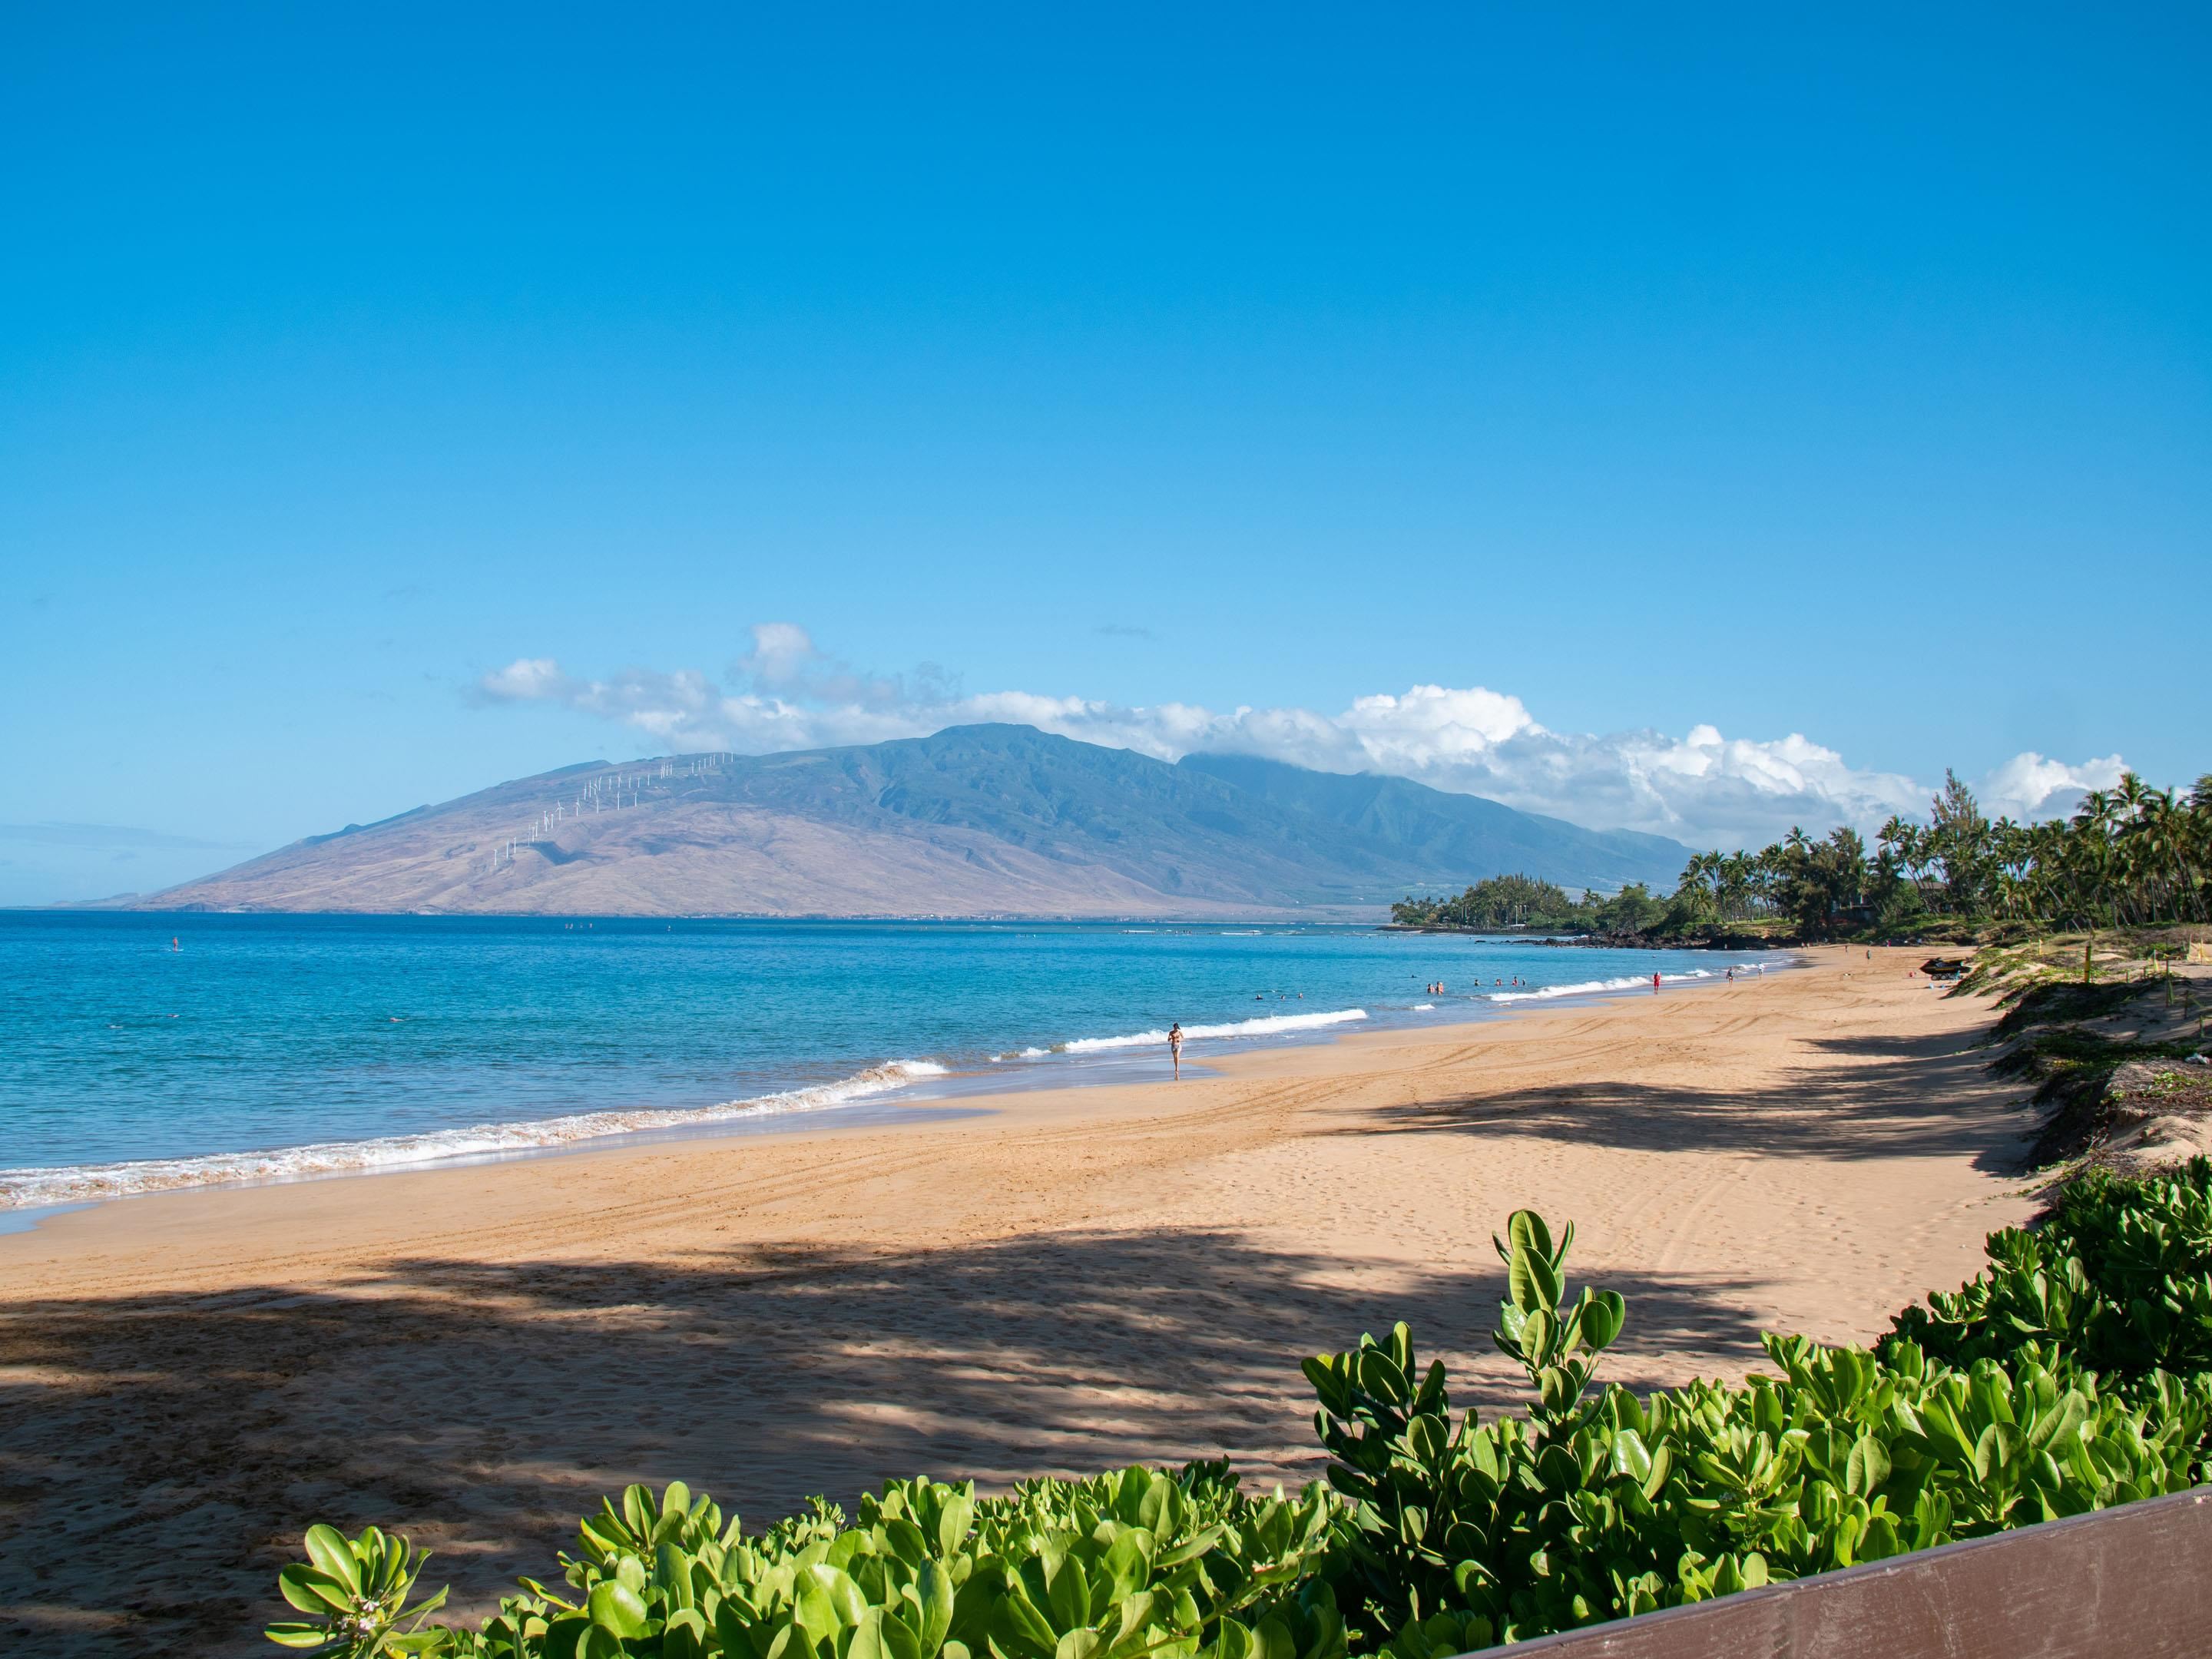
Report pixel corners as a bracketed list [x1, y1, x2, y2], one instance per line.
[1175, 752, 1690, 892]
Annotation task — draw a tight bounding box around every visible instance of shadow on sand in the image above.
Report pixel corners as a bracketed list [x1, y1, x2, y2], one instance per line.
[1324, 1025, 2028, 1174]
[0, 1225, 1763, 1656]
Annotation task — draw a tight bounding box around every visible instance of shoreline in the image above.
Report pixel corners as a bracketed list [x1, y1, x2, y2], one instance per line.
[0, 945, 2027, 1653]
[0, 954, 1786, 1222]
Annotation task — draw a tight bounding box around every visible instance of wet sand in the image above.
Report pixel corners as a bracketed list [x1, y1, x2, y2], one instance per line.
[0, 945, 2036, 1654]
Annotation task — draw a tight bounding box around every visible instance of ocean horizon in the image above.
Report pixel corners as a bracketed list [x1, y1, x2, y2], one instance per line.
[0, 912, 1769, 1210]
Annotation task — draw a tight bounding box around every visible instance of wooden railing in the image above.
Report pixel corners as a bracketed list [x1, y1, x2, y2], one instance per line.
[1488, 1486, 2211, 1657]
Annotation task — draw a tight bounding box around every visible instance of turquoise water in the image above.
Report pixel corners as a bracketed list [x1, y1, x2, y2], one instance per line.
[0, 913, 1766, 1207]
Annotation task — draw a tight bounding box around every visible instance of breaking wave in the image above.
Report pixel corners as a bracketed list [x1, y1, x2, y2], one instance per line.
[0, 1059, 949, 1210]
[1483, 968, 1733, 1003]
[1049, 1007, 1368, 1055]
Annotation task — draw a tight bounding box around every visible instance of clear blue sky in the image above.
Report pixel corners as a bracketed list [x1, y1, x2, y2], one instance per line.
[3, 4, 2207, 902]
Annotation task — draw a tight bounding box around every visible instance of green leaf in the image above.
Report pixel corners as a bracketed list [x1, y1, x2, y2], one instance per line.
[1389, 1322, 1415, 1376]
[1507, 1210, 1554, 1267]
[1609, 1429, 1652, 1483]
[912, 1560, 957, 1654]
[938, 1492, 977, 1561]
[276, 1565, 353, 1617]
[1508, 1239, 1540, 1314]
[1154, 1526, 1224, 1570]
[1357, 1347, 1410, 1406]
[1522, 1308, 1556, 1369]
[848, 1608, 894, 1659]
[1525, 1251, 1561, 1316]
[1043, 1553, 1090, 1632]
[590, 1579, 651, 1639]
[301, 1525, 360, 1594]
[1581, 1290, 1625, 1353]
[262, 1624, 331, 1649]
[995, 1585, 1061, 1659]
[1846, 1435, 1892, 1497]
[1405, 1413, 1449, 1463]
[1300, 1356, 1346, 1415]
[809, 1565, 873, 1630]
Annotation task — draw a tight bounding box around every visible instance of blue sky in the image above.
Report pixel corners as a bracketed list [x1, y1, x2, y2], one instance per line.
[3, 4, 2207, 903]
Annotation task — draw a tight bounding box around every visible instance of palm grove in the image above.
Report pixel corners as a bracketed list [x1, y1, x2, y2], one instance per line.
[1392, 770, 2212, 941]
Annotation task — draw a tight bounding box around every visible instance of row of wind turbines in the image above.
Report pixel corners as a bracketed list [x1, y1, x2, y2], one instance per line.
[478, 753, 741, 878]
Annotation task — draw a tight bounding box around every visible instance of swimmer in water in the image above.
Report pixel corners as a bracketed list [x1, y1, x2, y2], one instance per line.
[1168, 1022, 1184, 1081]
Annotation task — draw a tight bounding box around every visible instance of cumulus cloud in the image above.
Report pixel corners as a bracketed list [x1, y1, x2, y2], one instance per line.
[472, 627, 2124, 850]
[1977, 751, 2128, 822]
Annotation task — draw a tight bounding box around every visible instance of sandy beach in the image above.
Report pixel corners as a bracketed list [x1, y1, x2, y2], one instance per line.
[0, 945, 2038, 1654]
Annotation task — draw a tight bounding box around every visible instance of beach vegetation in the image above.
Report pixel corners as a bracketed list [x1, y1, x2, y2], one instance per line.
[1404, 765, 2212, 945]
[1386, 877, 1666, 936]
[269, 1168, 2212, 1657]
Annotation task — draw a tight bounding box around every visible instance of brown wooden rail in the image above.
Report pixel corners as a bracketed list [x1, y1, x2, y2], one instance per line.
[1488, 1486, 2212, 1657]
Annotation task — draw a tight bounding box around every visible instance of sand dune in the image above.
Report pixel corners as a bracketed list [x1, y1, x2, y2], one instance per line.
[0, 946, 2037, 1654]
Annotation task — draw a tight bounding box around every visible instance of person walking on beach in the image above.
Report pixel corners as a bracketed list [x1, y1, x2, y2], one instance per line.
[1168, 1022, 1184, 1080]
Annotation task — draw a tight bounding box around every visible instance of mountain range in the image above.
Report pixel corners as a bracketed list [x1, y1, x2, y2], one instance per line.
[119, 724, 1692, 916]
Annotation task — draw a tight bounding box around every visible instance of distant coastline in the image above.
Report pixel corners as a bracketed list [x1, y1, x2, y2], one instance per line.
[1380, 922, 1794, 951]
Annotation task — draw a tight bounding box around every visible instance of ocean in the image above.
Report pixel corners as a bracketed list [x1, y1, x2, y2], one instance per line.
[0, 912, 1768, 1210]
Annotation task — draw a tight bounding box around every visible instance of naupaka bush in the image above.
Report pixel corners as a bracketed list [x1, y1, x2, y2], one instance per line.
[269, 1177, 2212, 1657]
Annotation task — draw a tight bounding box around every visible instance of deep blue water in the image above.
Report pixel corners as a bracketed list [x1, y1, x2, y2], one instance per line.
[0, 913, 1767, 1206]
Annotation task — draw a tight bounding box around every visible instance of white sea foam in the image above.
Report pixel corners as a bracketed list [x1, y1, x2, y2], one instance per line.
[0, 1058, 950, 1210]
[1055, 1007, 1368, 1054]
[1485, 969, 1719, 1003]
[1412, 1002, 1435, 1011]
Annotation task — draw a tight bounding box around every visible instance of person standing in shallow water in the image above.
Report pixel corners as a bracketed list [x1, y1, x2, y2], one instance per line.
[1168, 1022, 1184, 1080]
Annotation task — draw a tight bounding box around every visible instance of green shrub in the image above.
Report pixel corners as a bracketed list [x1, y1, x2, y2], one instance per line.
[1890, 1157, 2212, 1386]
[270, 1462, 1341, 1659]
[267, 1181, 2212, 1657]
[1300, 1210, 2209, 1648]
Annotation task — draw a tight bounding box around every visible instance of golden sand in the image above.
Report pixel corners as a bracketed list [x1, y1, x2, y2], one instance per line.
[0, 945, 2035, 1651]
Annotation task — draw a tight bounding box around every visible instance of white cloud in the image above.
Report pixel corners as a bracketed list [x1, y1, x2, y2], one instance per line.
[1978, 751, 2128, 822]
[736, 622, 822, 692]
[472, 628, 2124, 851]
[476, 657, 571, 700]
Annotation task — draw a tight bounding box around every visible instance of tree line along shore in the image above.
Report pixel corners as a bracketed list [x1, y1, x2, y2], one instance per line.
[1390, 767, 2212, 954]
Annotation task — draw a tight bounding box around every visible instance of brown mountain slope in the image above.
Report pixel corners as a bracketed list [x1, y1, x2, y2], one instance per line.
[127, 724, 1689, 917]
[150, 795, 1233, 916]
